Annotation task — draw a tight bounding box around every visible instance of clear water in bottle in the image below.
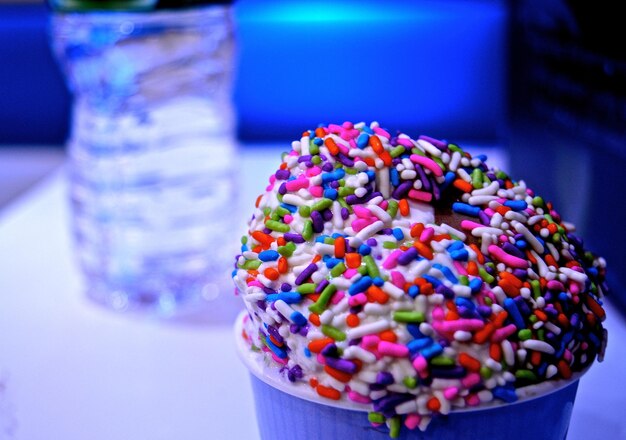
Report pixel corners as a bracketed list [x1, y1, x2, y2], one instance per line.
[51, 6, 237, 314]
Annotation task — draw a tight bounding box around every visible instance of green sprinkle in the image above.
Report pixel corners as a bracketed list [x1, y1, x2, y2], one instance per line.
[302, 221, 313, 240]
[309, 143, 319, 155]
[324, 237, 335, 245]
[459, 275, 469, 286]
[383, 241, 398, 249]
[386, 199, 398, 218]
[532, 196, 544, 208]
[518, 329, 532, 340]
[296, 283, 316, 294]
[484, 297, 493, 306]
[241, 259, 262, 270]
[552, 233, 561, 243]
[390, 145, 406, 158]
[345, 167, 358, 175]
[263, 207, 271, 216]
[241, 236, 248, 244]
[276, 193, 283, 203]
[311, 155, 321, 165]
[411, 148, 425, 156]
[403, 376, 417, 389]
[529, 315, 538, 324]
[393, 311, 425, 323]
[358, 265, 369, 276]
[311, 198, 333, 212]
[389, 417, 401, 439]
[430, 356, 455, 367]
[538, 328, 545, 341]
[321, 324, 346, 341]
[277, 245, 293, 257]
[432, 156, 445, 171]
[266, 220, 290, 233]
[309, 284, 337, 314]
[479, 267, 495, 284]
[480, 366, 492, 379]
[363, 255, 380, 278]
[515, 370, 538, 381]
[496, 170, 509, 180]
[330, 262, 347, 277]
[368, 412, 385, 424]
[299, 205, 311, 217]
[270, 212, 280, 221]
[472, 168, 483, 189]
[448, 143, 464, 154]
[530, 279, 541, 298]
[275, 206, 290, 217]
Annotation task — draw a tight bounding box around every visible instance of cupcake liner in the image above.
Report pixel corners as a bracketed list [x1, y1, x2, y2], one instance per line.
[235, 312, 580, 440]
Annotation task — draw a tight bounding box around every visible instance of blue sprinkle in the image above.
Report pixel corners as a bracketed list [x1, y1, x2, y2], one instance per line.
[291, 311, 307, 326]
[266, 291, 302, 304]
[588, 332, 600, 347]
[325, 258, 343, 269]
[537, 362, 548, 376]
[455, 297, 476, 310]
[515, 240, 528, 249]
[331, 232, 343, 238]
[450, 249, 469, 261]
[366, 170, 376, 182]
[357, 133, 370, 148]
[422, 275, 441, 287]
[441, 171, 456, 190]
[304, 347, 311, 357]
[492, 386, 518, 403]
[392, 228, 404, 241]
[348, 276, 373, 295]
[231, 269, 238, 277]
[476, 154, 488, 162]
[408, 285, 420, 298]
[407, 338, 433, 355]
[504, 298, 525, 329]
[363, 126, 374, 135]
[324, 188, 338, 200]
[452, 202, 481, 217]
[433, 263, 458, 284]
[334, 169, 346, 180]
[390, 168, 400, 186]
[447, 241, 464, 251]
[241, 244, 248, 252]
[259, 250, 280, 262]
[469, 278, 483, 294]
[504, 200, 528, 211]
[421, 343, 443, 360]
[265, 336, 287, 359]
[406, 323, 424, 339]
[280, 203, 297, 213]
[358, 244, 372, 255]
[373, 277, 385, 287]
[558, 292, 569, 302]
[313, 137, 323, 145]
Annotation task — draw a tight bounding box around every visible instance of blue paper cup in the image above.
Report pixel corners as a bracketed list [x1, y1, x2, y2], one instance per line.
[235, 313, 580, 440]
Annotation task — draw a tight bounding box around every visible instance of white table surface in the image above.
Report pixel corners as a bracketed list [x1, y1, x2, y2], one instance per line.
[1, 145, 625, 440]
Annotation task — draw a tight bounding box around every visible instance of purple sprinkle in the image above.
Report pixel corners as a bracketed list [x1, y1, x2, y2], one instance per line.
[436, 284, 455, 299]
[266, 325, 283, 344]
[305, 161, 314, 168]
[315, 279, 330, 294]
[311, 210, 324, 233]
[513, 233, 524, 241]
[376, 371, 394, 385]
[325, 357, 357, 374]
[284, 233, 305, 243]
[280, 283, 292, 292]
[330, 180, 340, 189]
[289, 323, 300, 334]
[366, 238, 378, 246]
[512, 268, 527, 279]
[298, 155, 312, 163]
[415, 165, 431, 192]
[514, 296, 531, 315]
[298, 326, 309, 337]
[478, 210, 490, 225]
[381, 228, 393, 235]
[321, 343, 338, 357]
[341, 207, 350, 220]
[263, 286, 276, 294]
[478, 305, 493, 318]
[345, 194, 367, 205]
[419, 135, 447, 151]
[373, 394, 413, 413]
[349, 306, 362, 314]
[432, 181, 441, 200]
[275, 169, 290, 180]
[295, 263, 318, 285]
[570, 313, 580, 327]
[263, 228, 272, 235]
[397, 247, 418, 265]
[322, 209, 333, 221]
[278, 182, 288, 195]
[322, 162, 334, 172]
[503, 242, 525, 259]
[319, 154, 328, 161]
[337, 153, 355, 167]
[431, 366, 467, 378]
[392, 181, 412, 199]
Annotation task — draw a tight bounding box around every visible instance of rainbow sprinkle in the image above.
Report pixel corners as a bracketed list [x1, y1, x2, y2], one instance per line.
[233, 122, 607, 437]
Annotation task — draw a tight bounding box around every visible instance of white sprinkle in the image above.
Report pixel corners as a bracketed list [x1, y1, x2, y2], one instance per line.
[452, 285, 472, 298]
[511, 220, 544, 254]
[546, 365, 558, 378]
[504, 211, 527, 223]
[352, 220, 385, 248]
[395, 399, 418, 415]
[528, 215, 544, 225]
[544, 321, 562, 335]
[313, 243, 335, 255]
[274, 299, 296, 323]
[346, 319, 391, 340]
[343, 345, 377, 363]
[439, 223, 467, 241]
[502, 340, 515, 366]
[417, 139, 442, 157]
[300, 135, 310, 156]
[522, 339, 556, 354]
[559, 267, 588, 284]
[457, 168, 472, 182]
[478, 390, 493, 403]
[282, 194, 308, 206]
[400, 169, 417, 180]
[454, 330, 472, 342]
[449, 151, 462, 171]
[516, 348, 527, 363]
[377, 168, 391, 199]
[355, 187, 368, 198]
[471, 181, 500, 196]
[368, 204, 393, 225]
[468, 195, 499, 205]
[471, 226, 502, 237]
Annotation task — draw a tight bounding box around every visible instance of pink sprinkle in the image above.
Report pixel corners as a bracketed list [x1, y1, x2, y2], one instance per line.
[306, 166, 322, 177]
[547, 280, 565, 291]
[337, 143, 350, 155]
[390, 271, 405, 288]
[348, 138, 357, 149]
[498, 234, 509, 243]
[353, 205, 374, 219]
[317, 353, 325, 364]
[433, 319, 485, 333]
[309, 186, 324, 197]
[408, 189, 433, 202]
[352, 217, 376, 232]
[453, 261, 468, 276]
[484, 208, 496, 217]
[396, 137, 414, 148]
[348, 391, 371, 404]
[328, 124, 342, 134]
[460, 220, 483, 231]
[383, 249, 403, 270]
[283, 215, 293, 224]
[348, 293, 368, 306]
[378, 341, 409, 358]
[361, 335, 380, 348]
[379, 200, 388, 210]
[247, 281, 264, 288]
[432, 306, 445, 321]
[419, 227, 434, 242]
[269, 175, 276, 184]
[344, 268, 359, 279]
[461, 372, 481, 388]
[265, 184, 274, 191]
[373, 126, 391, 139]
[288, 150, 299, 156]
[443, 387, 459, 400]
[285, 177, 309, 191]
[488, 245, 529, 269]
[466, 393, 481, 407]
[330, 290, 345, 305]
[409, 154, 443, 177]
[564, 349, 573, 362]
[412, 355, 428, 372]
[491, 324, 517, 342]
[342, 121, 354, 129]
[404, 414, 421, 430]
[271, 353, 288, 365]
[570, 283, 580, 295]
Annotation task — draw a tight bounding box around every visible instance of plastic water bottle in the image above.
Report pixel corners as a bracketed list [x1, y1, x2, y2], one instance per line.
[49, 2, 237, 314]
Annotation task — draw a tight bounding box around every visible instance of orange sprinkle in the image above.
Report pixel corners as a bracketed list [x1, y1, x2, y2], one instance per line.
[277, 257, 288, 274]
[264, 268, 279, 281]
[345, 253, 361, 269]
[364, 157, 375, 167]
[493, 311, 509, 327]
[526, 250, 537, 264]
[309, 377, 318, 388]
[585, 295, 606, 320]
[458, 353, 481, 372]
[469, 244, 485, 264]
[544, 254, 558, 268]
[269, 334, 283, 347]
[398, 199, 410, 216]
[489, 343, 502, 361]
[368, 134, 384, 154]
[427, 397, 441, 412]
[367, 285, 389, 304]
[534, 310, 548, 321]
[324, 365, 352, 383]
[557, 360, 572, 379]
[334, 236, 346, 258]
[308, 338, 334, 353]
[499, 278, 520, 297]
[246, 270, 259, 278]
[379, 330, 397, 343]
[446, 310, 460, 321]
[252, 231, 273, 247]
[547, 223, 558, 234]
[316, 384, 341, 400]
[277, 237, 286, 247]
[315, 127, 326, 138]
[505, 180, 514, 189]
[420, 283, 434, 296]
[309, 313, 321, 326]
[586, 312, 597, 326]
[410, 223, 425, 238]
[473, 323, 495, 344]
[467, 261, 479, 276]
[255, 194, 263, 208]
[324, 137, 339, 156]
[252, 245, 263, 254]
[279, 162, 288, 170]
[500, 272, 523, 288]
[495, 205, 511, 216]
[558, 313, 570, 328]
[414, 242, 434, 260]
[453, 179, 473, 193]
[346, 314, 360, 327]
[312, 255, 322, 264]
[530, 351, 542, 366]
[379, 151, 393, 167]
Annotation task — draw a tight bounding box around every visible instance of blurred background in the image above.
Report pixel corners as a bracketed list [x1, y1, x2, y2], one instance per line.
[1, 0, 624, 312]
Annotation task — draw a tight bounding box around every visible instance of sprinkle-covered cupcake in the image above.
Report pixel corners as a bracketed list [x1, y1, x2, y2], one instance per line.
[233, 121, 607, 438]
